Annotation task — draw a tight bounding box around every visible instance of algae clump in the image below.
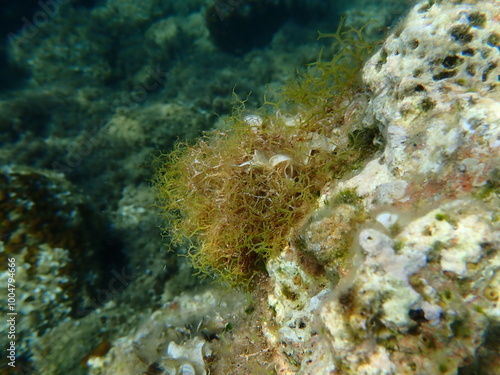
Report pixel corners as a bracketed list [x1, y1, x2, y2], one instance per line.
[153, 21, 381, 289]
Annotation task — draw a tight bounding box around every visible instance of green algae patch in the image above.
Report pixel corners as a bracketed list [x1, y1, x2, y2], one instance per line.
[155, 119, 326, 288]
[276, 17, 380, 115]
[154, 23, 382, 289]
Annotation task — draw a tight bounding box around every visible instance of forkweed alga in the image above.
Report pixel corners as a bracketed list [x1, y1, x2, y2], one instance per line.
[153, 21, 382, 289]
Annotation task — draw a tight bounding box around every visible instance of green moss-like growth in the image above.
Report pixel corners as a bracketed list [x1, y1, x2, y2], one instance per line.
[155, 117, 340, 288]
[154, 22, 381, 288]
[277, 17, 379, 117]
[329, 188, 363, 206]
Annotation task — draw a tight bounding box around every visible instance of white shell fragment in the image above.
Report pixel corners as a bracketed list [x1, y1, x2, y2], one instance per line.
[308, 133, 336, 153]
[177, 362, 196, 375]
[243, 114, 263, 127]
[268, 154, 292, 167]
[376, 212, 399, 230]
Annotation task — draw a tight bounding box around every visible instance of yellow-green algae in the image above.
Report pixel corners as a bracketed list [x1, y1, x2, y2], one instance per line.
[153, 21, 382, 289]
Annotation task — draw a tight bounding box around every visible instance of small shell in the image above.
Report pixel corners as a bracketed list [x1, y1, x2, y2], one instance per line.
[235, 150, 267, 167]
[269, 154, 296, 179]
[177, 362, 196, 375]
[308, 133, 336, 153]
[282, 115, 301, 127]
[376, 212, 399, 230]
[268, 154, 292, 167]
[252, 150, 269, 165]
[243, 114, 263, 127]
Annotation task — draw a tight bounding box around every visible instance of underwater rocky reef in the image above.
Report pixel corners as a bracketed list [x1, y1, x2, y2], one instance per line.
[0, 0, 498, 374]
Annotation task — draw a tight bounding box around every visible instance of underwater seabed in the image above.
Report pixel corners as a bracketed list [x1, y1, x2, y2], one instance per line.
[0, 0, 498, 374]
